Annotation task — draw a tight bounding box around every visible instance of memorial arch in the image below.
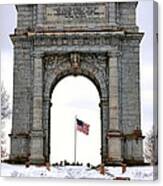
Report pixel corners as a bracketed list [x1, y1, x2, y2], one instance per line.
[10, 2, 144, 165]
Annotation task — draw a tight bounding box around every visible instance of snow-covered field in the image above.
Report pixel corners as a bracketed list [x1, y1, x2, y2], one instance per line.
[1, 163, 154, 181]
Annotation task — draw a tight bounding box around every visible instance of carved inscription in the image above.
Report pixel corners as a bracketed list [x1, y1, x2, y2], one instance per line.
[46, 4, 106, 24]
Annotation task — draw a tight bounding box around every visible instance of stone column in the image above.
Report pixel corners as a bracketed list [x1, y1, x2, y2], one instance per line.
[107, 51, 122, 163]
[30, 54, 45, 164]
[99, 97, 109, 164]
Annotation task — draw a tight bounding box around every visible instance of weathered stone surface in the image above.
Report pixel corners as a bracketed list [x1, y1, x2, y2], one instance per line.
[10, 2, 144, 165]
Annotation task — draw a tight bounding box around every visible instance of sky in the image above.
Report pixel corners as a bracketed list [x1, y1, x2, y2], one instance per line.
[0, 0, 154, 165]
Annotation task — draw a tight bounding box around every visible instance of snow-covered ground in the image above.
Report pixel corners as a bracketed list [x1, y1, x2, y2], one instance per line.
[0, 163, 155, 181]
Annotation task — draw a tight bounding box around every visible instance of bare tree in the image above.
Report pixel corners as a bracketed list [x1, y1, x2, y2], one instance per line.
[1, 82, 11, 159]
[1, 83, 11, 121]
[144, 130, 155, 165]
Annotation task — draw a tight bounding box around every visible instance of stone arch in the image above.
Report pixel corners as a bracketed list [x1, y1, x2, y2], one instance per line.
[43, 61, 109, 162]
[50, 71, 106, 99]
[10, 2, 144, 165]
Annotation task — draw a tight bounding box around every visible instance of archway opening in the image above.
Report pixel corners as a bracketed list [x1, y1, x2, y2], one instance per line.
[50, 75, 101, 165]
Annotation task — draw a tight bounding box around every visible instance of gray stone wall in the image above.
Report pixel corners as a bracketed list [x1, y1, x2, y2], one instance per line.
[16, 5, 34, 28]
[10, 39, 33, 160]
[15, 2, 138, 32]
[121, 38, 140, 134]
[121, 36, 144, 162]
[118, 2, 137, 26]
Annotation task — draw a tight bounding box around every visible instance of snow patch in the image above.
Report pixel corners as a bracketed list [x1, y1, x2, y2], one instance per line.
[0, 163, 154, 180]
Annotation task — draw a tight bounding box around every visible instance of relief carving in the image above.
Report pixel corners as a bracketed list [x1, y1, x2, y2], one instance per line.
[81, 53, 107, 65]
[70, 53, 80, 70]
[43, 54, 69, 70]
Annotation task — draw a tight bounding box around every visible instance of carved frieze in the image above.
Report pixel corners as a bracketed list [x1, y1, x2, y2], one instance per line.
[34, 35, 115, 47]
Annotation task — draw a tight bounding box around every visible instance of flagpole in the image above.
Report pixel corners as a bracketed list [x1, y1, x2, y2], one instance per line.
[74, 115, 77, 163]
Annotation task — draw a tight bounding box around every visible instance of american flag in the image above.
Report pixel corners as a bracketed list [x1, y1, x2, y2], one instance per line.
[76, 118, 90, 135]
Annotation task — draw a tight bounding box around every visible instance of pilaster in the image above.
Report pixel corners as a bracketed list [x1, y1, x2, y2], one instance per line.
[107, 51, 123, 163]
[30, 53, 45, 164]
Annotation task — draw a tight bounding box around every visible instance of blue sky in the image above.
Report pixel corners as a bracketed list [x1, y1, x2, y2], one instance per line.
[0, 0, 154, 164]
